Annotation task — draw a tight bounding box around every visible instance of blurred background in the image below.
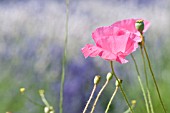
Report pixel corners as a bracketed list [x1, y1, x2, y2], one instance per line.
[0, 0, 170, 113]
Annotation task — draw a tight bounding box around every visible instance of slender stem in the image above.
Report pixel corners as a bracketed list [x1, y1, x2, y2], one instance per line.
[59, 0, 69, 113]
[83, 85, 97, 113]
[140, 47, 154, 113]
[143, 45, 166, 113]
[140, 46, 149, 87]
[105, 86, 119, 113]
[23, 94, 43, 107]
[90, 80, 109, 113]
[123, 100, 136, 113]
[147, 89, 154, 113]
[131, 54, 150, 113]
[40, 93, 50, 107]
[110, 61, 134, 113]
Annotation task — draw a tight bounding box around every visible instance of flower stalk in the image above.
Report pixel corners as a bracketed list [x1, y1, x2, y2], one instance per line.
[83, 75, 100, 113]
[90, 73, 112, 113]
[105, 79, 122, 113]
[39, 90, 55, 113]
[131, 54, 150, 113]
[123, 100, 137, 113]
[19, 88, 43, 107]
[59, 0, 69, 113]
[136, 19, 164, 112]
[143, 44, 166, 113]
[110, 61, 134, 113]
[140, 46, 154, 113]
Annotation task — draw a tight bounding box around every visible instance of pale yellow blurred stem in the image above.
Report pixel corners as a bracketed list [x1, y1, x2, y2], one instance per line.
[105, 86, 119, 113]
[147, 89, 154, 113]
[131, 53, 151, 113]
[143, 44, 166, 113]
[123, 101, 136, 113]
[110, 61, 134, 113]
[90, 80, 109, 113]
[39, 92, 50, 107]
[83, 85, 97, 113]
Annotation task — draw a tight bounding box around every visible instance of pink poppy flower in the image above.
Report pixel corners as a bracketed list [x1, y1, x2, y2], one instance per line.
[112, 18, 150, 39]
[81, 26, 140, 64]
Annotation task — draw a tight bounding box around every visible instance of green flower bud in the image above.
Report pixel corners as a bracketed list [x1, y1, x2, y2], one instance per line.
[115, 79, 122, 87]
[106, 72, 113, 81]
[135, 20, 144, 33]
[94, 75, 101, 85]
[39, 89, 45, 95]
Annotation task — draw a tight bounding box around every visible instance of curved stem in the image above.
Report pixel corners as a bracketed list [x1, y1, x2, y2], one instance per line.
[59, 0, 69, 113]
[83, 85, 97, 113]
[110, 61, 134, 113]
[131, 54, 150, 113]
[105, 86, 119, 113]
[40, 93, 50, 107]
[143, 45, 166, 113]
[90, 80, 109, 113]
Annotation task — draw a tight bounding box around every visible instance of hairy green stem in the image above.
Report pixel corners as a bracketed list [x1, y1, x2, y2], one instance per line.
[140, 46, 149, 87]
[105, 86, 119, 113]
[110, 61, 134, 113]
[59, 0, 69, 113]
[143, 45, 166, 113]
[83, 85, 97, 113]
[140, 47, 154, 113]
[131, 54, 150, 113]
[90, 80, 109, 113]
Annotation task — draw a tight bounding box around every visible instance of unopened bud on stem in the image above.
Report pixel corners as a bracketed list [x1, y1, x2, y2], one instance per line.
[39, 90, 45, 95]
[94, 75, 101, 85]
[115, 79, 122, 87]
[135, 20, 144, 33]
[106, 72, 113, 81]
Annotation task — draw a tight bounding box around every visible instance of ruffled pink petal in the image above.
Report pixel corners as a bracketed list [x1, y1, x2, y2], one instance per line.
[93, 28, 139, 54]
[143, 20, 151, 32]
[82, 44, 127, 62]
[116, 56, 128, 64]
[81, 44, 131, 64]
[99, 50, 117, 61]
[112, 19, 137, 33]
[92, 26, 116, 44]
[112, 18, 150, 34]
[92, 26, 131, 53]
[124, 34, 139, 55]
[130, 33, 141, 42]
[81, 44, 103, 58]
[81, 44, 117, 61]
